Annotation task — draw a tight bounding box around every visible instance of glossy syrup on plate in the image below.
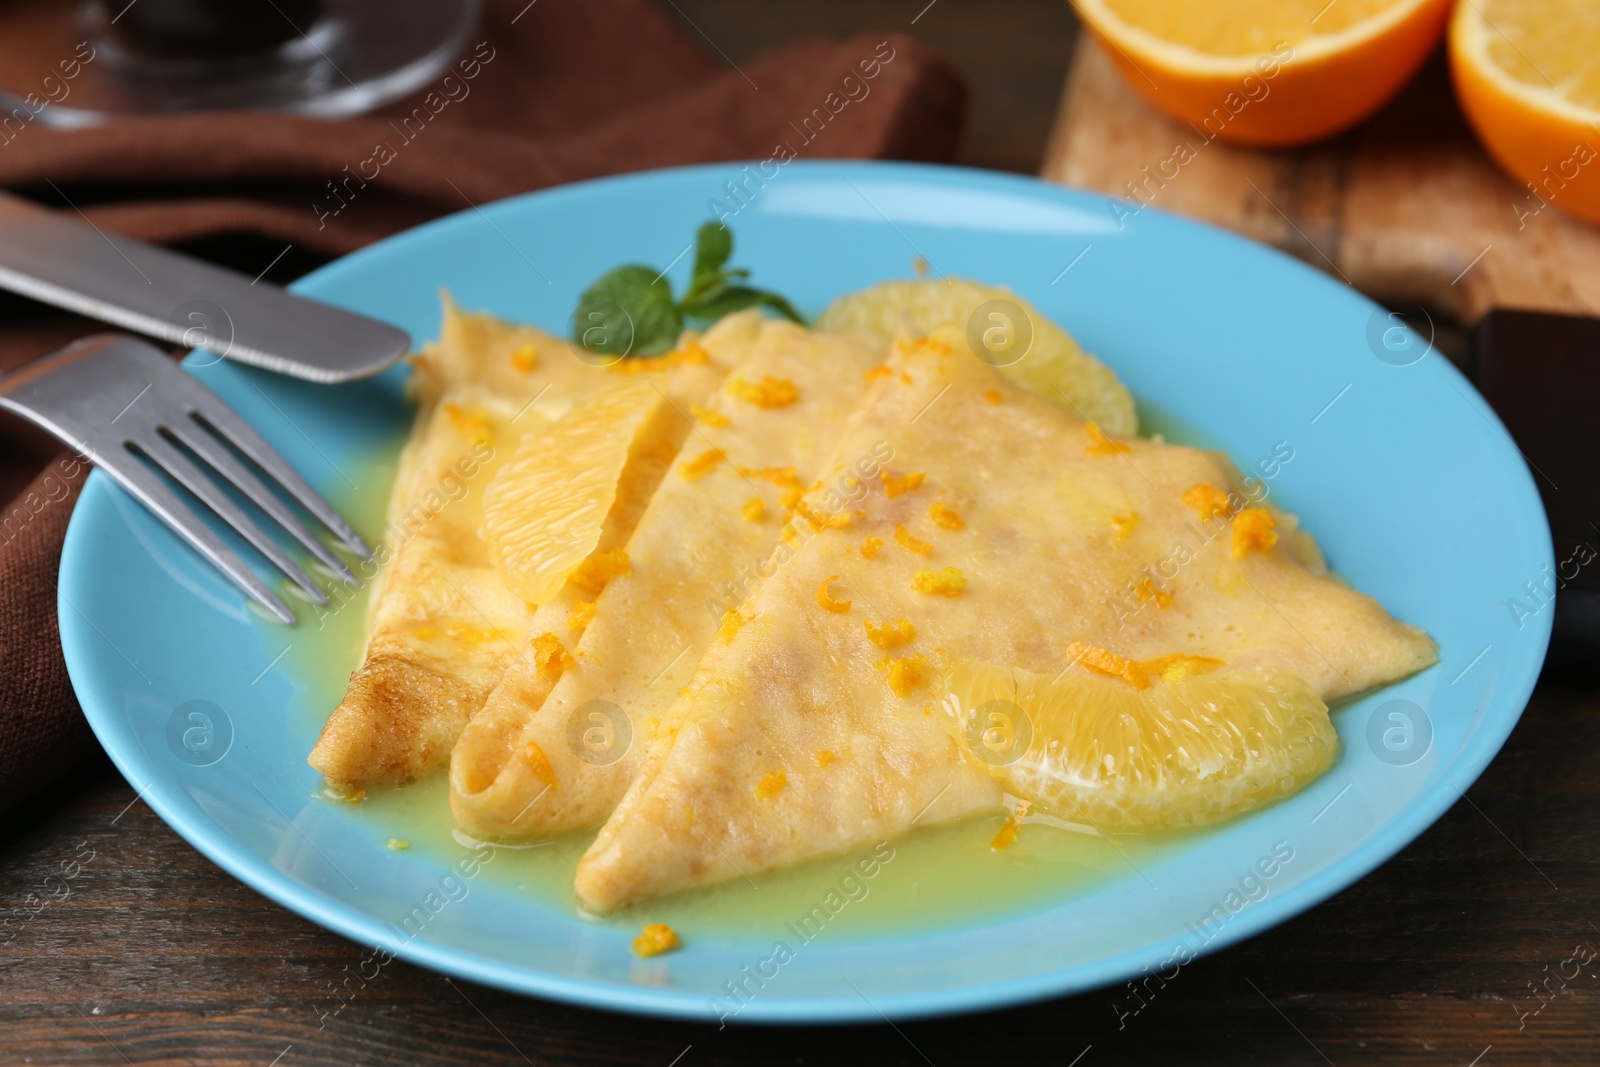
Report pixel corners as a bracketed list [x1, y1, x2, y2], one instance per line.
[277, 399, 1218, 944]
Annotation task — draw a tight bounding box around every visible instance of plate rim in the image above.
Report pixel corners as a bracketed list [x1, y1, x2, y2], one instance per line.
[58, 159, 1555, 1023]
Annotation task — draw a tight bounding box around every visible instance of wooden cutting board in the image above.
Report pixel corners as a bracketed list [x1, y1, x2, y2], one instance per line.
[1040, 36, 1600, 324]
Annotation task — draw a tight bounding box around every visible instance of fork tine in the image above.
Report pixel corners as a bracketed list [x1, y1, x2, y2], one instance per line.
[166, 419, 361, 587]
[93, 444, 298, 625]
[188, 395, 372, 559]
[135, 435, 329, 606]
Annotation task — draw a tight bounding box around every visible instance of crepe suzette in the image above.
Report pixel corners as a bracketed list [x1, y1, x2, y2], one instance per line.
[448, 315, 889, 837]
[308, 300, 743, 792]
[574, 323, 1437, 912]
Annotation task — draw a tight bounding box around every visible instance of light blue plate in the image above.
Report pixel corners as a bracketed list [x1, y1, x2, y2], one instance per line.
[58, 162, 1553, 1023]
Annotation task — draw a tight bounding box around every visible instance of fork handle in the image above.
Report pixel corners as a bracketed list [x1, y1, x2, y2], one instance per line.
[0, 189, 409, 384]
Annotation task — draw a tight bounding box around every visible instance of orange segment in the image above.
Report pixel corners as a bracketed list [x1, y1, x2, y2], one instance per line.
[816, 279, 1137, 435]
[943, 660, 1336, 832]
[1072, 0, 1451, 146]
[1451, 0, 1600, 225]
[480, 384, 657, 605]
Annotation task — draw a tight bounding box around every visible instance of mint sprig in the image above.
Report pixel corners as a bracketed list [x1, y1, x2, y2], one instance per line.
[572, 222, 803, 358]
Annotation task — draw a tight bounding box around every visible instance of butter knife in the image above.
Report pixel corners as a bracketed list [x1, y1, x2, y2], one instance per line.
[0, 190, 408, 383]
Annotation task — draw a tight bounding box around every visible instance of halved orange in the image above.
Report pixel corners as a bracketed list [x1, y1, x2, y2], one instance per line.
[1072, 0, 1453, 146]
[1450, 0, 1600, 226]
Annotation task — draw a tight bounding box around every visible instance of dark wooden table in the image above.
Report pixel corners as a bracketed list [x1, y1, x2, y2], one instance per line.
[5, 677, 1594, 1065]
[4, 3, 1598, 1064]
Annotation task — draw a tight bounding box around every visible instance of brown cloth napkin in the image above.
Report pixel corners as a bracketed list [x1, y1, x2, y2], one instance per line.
[0, 0, 967, 813]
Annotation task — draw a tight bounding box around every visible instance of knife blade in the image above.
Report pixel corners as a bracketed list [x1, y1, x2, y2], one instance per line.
[0, 190, 409, 383]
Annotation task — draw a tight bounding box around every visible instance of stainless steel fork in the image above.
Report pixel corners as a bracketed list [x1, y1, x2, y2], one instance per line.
[0, 334, 370, 625]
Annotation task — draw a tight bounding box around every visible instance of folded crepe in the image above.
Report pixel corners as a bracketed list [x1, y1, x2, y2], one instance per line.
[449, 316, 886, 837]
[574, 329, 1437, 911]
[308, 301, 738, 791]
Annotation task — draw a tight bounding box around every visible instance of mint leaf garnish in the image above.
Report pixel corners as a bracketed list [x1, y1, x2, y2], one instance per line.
[572, 224, 802, 359]
[686, 221, 732, 303]
[683, 285, 804, 324]
[573, 265, 682, 357]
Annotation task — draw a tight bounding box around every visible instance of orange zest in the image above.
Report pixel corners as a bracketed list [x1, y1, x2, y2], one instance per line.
[895, 524, 934, 556]
[690, 402, 730, 427]
[1141, 653, 1225, 684]
[1182, 483, 1236, 521]
[739, 465, 804, 493]
[795, 500, 850, 532]
[1066, 640, 1150, 690]
[530, 632, 576, 681]
[990, 808, 1024, 851]
[1135, 576, 1174, 609]
[817, 576, 852, 614]
[1084, 421, 1131, 457]
[522, 741, 558, 787]
[679, 447, 724, 481]
[443, 402, 492, 445]
[730, 375, 799, 408]
[865, 618, 917, 649]
[912, 567, 967, 597]
[633, 923, 680, 957]
[571, 549, 630, 596]
[880, 470, 926, 499]
[1231, 508, 1279, 558]
[879, 654, 928, 697]
[609, 340, 710, 375]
